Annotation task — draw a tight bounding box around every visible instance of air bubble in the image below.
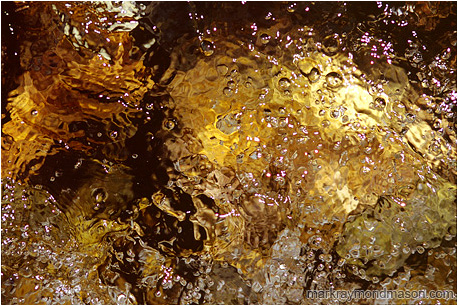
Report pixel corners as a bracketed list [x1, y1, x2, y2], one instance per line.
[309, 235, 322, 249]
[433, 119, 442, 129]
[164, 119, 175, 130]
[402, 246, 411, 254]
[96, 225, 105, 234]
[223, 87, 233, 97]
[275, 176, 286, 186]
[287, 2, 296, 12]
[278, 78, 291, 90]
[31, 109, 38, 116]
[91, 188, 107, 204]
[333, 142, 341, 150]
[216, 64, 228, 75]
[350, 248, 360, 258]
[405, 113, 416, 123]
[429, 143, 441, 155]
[326, 72, 343, 88]
[93, 202, 105, 211]
[109, 130, 118, 139]
[307, 67, 321, 83]
[260, 33, 271, 44]
[322, 34, 340, 56]
[252, 281, 263, 293]
[227, 80, 236, 89]
[373, 97, 386, 110]
[200, 39, 214, 56]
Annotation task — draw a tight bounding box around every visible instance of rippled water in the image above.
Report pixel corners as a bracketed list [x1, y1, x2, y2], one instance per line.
[1, 2, 457, 304]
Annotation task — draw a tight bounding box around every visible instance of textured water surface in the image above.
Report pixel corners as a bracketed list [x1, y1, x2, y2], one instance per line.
[1, 1, 457, 304]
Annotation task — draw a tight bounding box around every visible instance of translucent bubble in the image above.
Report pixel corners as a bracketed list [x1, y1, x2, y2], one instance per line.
[227, 80, 236, 89]
[287, 2, 296, 12]
[93, 202, 105, 211]
[402, 246, 411, 254]
[433, 119, 442, 129]
[350, 248, 360, 258]
[223, 87, 233, 97]
[252, 281, 263, 293]
[91, 188, 107, 205]
[326, 72, 343, 88]
[200, 39, 214, 56]
[405, 113, 416, 123]
[307, 67, 321, 83]
[330, 109, 340, 119]
[275, 176, 286, 186]
[109, 130, 118, 139]
[216, 114, 240, 134]
[216, 64, 228, 75]
[393, 101, 406, 113]
[278, 78, 291, 90]
[309, 235, 322, 249]
[260, 33, 271, 44]
[164, 119, 175, 130]
[19, 266, 32, 278]
[373, 97, 386, 110]
[31, 109, 38, 116]
[441, 48, 452, 60]
[322, 34, 340, 56]
[429, 142, 441, 155]
[416, 246, 425, 254]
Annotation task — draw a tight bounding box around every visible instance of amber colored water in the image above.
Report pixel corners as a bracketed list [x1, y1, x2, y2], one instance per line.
[1, 2, 457, 304]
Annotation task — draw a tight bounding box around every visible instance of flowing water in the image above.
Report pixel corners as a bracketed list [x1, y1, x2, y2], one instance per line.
[1, 2, 457, 304]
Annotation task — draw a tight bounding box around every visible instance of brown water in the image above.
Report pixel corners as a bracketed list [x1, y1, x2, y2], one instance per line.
[1, 2, 457, 304]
